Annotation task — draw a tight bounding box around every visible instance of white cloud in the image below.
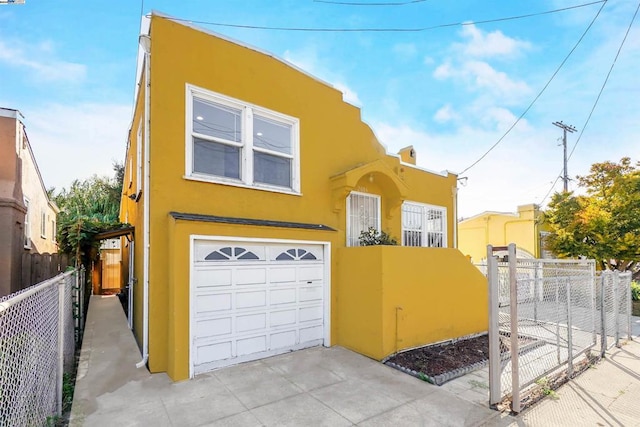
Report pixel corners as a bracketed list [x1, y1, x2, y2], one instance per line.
[434, 104, 459, 123]
[0, 39, 86, 83]
[464, 60, 530, 97]
[433, 61, 453, 80]
[24, 103, 131, 190]
[283, 48, 361, 106]
[433, 59, 530, 100]
[458, 24, 532, 58]
[392, 43, 417, 59]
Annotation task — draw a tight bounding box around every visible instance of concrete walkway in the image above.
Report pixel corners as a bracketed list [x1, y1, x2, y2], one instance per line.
[70, 296, 640, 426]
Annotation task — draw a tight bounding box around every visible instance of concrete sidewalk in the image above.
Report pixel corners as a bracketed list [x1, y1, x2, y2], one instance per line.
[70, 296, 640, 426]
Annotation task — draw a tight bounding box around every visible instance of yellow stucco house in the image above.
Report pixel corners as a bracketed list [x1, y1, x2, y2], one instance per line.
[119, 12, 487, 381]
[458, 204, 551, 263]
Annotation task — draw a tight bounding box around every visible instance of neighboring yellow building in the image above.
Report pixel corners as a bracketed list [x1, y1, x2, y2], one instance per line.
[458, 204, 550, 263]
[120, 12, 487, 381]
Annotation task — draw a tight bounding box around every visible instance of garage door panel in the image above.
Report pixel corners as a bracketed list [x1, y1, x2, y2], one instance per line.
[270, 288, 297, 305]
[196, 317, 232, 339]
[197, 341, 232, 364]
[300, 325, 323, 343]
[236, 313, 267, 333]
[196, 293, 232, 314]
[236, 268, 267, 286]
[237, 335, 267, 356]
[269, 267, 296, 284]
[236, 290, 267, 309]
[299, 286, 323, 302]
[270, 309, 296, 327]
[193, 269, 232, 288]
[299, 306, 323, 323]
[270, 330, 296, 349]
[299, 266, 323, 281]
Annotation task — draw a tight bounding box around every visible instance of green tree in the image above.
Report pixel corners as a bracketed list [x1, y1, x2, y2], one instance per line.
[52, 161, 127, 267]
[543, 157, 640, 278]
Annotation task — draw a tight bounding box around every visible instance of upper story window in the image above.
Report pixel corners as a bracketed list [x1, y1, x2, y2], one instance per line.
[186, 85, 300, 193]
[40, 211, 46, 238]
[346, 191, 380, 247]
[23, 198, 31, 249]
[402, 202, 447, 248]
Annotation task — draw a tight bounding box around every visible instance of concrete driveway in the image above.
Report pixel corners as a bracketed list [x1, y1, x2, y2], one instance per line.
[70, 296, 506, 426]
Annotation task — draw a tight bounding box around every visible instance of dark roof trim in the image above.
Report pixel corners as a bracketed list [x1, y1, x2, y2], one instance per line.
[94, 226, 135, 241]
[169, 212, 336, 231]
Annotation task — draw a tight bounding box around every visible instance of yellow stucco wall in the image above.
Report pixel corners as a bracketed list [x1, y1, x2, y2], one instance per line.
[120, 73, 146, 350]
[337, 246, 488, 360]
[458, 204, 544, 262]
[121, 14, 465, 380]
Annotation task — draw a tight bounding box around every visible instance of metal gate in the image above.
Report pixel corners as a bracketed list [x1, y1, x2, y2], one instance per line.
[486, 244, 632, 413]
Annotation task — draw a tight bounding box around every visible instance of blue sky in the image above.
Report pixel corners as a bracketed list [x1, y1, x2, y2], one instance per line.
[1, 0, 638, 217]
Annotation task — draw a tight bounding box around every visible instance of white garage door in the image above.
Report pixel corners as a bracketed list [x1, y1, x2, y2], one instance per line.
[191, 240, 327, 375]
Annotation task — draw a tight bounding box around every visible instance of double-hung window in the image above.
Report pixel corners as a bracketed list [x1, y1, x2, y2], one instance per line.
[187, 85, 300, 193]
[402, 202, 447, 248]
[346, 191, 381, 246]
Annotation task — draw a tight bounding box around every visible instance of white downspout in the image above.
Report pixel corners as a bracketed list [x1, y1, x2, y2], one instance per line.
[137, 34, 151, 369]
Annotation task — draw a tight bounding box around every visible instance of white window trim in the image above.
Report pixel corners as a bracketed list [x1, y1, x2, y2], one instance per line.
[185, 83, 301, 194]
[401, 201, 448, 248]
[52, 219, 56, 243]
[40, 211, 46, 238]
[346, 191, 381, 247]
[23, 198, 31, 249]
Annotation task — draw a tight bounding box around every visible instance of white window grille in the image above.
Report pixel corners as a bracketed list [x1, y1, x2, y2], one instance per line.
[23, 198, 31, 249]
[401, 202, 447, 248]
[186, 85, 300, 193]
[346, 191, 380, 246]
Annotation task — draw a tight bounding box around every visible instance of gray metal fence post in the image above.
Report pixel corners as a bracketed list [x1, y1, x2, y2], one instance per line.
[600, 274, 607, 357]
[57, 277, 65, 416]
[487, 245, 501, 406]
[590, 265, 596, 346]
[508, 243, 520, 413]
[566, 278, 573, 376]
[614, 272, 620, 347]
[534, 262, 540, 322]
[629, 274, 633, 341]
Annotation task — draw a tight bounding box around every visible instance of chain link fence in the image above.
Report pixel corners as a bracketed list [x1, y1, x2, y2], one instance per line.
[0, 268, 85, 426]
[484, 245, 632, 413]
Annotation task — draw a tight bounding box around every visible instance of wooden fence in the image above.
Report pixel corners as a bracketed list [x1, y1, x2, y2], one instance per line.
[21, 252, 70, 290]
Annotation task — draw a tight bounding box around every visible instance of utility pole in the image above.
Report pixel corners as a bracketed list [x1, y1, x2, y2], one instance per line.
[552, 121, 577, 192]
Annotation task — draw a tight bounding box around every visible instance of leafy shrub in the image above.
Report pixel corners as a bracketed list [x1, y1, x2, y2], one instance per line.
[359, 227, 398, 246]
[631, 281, 640, 301]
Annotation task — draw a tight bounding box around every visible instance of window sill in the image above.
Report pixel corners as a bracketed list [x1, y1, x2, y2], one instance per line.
[183, 175, 302, 197]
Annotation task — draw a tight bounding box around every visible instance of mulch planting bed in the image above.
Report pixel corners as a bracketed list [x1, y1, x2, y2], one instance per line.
[385, 333, 541, 385]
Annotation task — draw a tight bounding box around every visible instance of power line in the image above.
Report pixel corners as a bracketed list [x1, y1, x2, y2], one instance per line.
[537, 0, 639, 207]
[160, 1, 605, 33]
[567, 0, 640, 162]
[458, 0, 607, 175]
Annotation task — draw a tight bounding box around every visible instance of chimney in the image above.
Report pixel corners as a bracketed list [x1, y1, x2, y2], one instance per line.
[398, 146, 416, 165]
